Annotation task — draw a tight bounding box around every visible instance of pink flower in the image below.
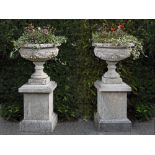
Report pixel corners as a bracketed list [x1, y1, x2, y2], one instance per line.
[118, 24, 125, 29]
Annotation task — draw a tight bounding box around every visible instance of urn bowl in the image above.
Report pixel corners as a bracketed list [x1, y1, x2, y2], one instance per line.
[93, 43, 133, 61]
[19, 44, 59, 62]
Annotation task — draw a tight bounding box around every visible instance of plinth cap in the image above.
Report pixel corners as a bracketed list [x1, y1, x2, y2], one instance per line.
[18, 81, 57, 93]
[94, 80, 132, 92]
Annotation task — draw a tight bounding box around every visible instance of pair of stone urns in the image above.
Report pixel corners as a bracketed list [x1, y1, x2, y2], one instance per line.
[19, 43, 132, 133]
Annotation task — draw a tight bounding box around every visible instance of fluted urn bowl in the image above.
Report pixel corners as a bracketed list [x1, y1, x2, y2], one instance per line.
[93, 43, 134, 84]
[19, 43, 60, 85]
[93, 43, 133, 62]
[19, 44, 59, 62]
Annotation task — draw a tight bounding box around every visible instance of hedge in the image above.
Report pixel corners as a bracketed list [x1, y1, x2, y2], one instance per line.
[0, 19, 154, 121]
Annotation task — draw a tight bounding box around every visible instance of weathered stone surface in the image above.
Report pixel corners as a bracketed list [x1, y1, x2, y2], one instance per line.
[102, 61, 123, 84]
[93, 43, 132, 62]
[19, 81, 57, 132]
[19, 44, 59, 62]
[20, 113, 57, 133]
[94, 113, 131, 132]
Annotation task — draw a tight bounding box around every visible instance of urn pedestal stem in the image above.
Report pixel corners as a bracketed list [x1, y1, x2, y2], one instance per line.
[29, 62, 50, 85]
[31, 62, 48, 79]
[102, 61, 122, 84]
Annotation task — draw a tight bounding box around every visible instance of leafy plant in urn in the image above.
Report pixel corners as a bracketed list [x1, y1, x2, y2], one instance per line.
[13, 24, 67, 85]
[92, 23, 143, 84]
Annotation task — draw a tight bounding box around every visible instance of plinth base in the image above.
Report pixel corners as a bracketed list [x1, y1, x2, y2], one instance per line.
[94, 80, 132, 132]
[94, 113, 131, 132]
[20, 113, 57, 133]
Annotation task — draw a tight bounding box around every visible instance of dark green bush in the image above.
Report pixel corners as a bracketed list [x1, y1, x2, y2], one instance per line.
[128, 100, 154, 121]
[135, 103, 153, 121]
[0, 19, 154, 122]
[0, 103, 23, 121]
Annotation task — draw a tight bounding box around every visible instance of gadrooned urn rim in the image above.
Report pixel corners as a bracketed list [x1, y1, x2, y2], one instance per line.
[21, 43, 61, 49]
[92, 43, 134, 49]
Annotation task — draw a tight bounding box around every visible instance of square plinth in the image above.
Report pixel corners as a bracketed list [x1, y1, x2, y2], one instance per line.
[94, 80, 132, 132]
[18, 81, 57, 132]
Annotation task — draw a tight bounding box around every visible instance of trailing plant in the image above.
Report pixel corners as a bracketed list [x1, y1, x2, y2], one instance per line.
[92, 23, 143, 59]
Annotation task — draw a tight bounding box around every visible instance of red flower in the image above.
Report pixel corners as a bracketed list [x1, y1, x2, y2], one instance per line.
[111, 27, 116, 31]
[118, 24, 125, 29]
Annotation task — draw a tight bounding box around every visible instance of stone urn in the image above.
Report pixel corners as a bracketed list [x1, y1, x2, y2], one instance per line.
[18, 43, 60, 133]
[93, 43, 133, 84]
[19, 44, 59, 85]
[93, 43, 133, 132]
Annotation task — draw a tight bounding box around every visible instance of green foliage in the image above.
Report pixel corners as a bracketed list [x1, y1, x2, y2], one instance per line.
[12, 24, 66, 57]
[0, 103, 23, 121]
[0, 19, 154, 122]
[135, 103, 153, 121]
[128, 100, 154, 121]
[15, 24, 66, 45]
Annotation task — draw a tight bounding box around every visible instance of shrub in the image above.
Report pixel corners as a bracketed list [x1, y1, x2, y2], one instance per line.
[0, 103, 23, 121]
[135, 103, 153, 121]
[128, 101, 154, 121]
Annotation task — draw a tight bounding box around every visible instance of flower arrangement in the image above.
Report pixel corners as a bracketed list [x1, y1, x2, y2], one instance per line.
[13, 24, 67, 53]
[92, 23, 143, 59]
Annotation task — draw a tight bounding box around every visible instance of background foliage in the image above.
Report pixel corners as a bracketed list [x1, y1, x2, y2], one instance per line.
[0, 20, 154, 121]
